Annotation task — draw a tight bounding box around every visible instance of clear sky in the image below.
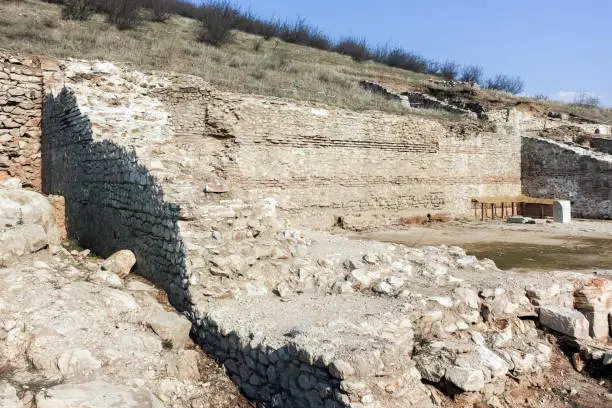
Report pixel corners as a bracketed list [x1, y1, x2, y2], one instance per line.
[220, 0, 611, 107]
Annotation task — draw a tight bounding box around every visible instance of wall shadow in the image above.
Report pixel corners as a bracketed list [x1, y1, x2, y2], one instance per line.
[41, 88, 192, 312]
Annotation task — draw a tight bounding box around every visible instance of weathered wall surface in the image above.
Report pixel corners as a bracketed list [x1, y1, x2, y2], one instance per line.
[156, 90, 523, 229]
[0, 52, 43, 189]
[591, 137, 612, 155]
[230, 100, 521, 228]
[522, 137, 612, 219]
[41, 88, 191, 309]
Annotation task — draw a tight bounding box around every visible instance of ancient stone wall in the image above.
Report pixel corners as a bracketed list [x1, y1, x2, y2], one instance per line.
[522, 137, 612, 219]
[0, 51, 43, 189]
[158, 92, 523, 229]
[41, 88, 191, 309]
[591, 137, 612, 155]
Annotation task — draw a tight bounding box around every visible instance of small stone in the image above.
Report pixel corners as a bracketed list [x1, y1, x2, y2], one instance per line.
[100, 250, 136, 278]
[147, 311, 192, 349]
[329, 360, 354, 379]
[445, 366, 485, 392]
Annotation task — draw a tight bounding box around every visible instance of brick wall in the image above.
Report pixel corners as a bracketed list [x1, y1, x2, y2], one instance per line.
[522, 137, 612, 219]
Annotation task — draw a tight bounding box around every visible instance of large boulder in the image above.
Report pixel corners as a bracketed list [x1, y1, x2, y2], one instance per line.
[0, 184, 60, 266]
[147, 311, 192, 348]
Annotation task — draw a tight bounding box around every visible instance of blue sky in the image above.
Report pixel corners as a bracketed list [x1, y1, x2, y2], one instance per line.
[214, 0, 612, 107]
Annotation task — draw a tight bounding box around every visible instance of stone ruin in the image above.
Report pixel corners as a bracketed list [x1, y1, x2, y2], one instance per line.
[1, 51, 611, 407]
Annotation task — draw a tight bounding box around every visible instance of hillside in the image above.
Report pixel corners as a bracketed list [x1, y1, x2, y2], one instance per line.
[3, 0, 611, 124]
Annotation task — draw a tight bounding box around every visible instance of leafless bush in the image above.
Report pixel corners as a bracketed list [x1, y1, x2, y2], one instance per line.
[100, 0, 143, 29]
[197, 1, 238, 46]
[439, 60, 460, 80]
[485, 74, 524, 94]
[572, 93, 600, 107]
[334, 37, 370, 62]
[61, 0, 93, 20]
[460, 65, 483, 84]
[146, 0, 171, 22]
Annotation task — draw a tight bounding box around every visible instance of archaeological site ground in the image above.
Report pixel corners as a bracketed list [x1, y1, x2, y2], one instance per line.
[0, 1, 611, 408]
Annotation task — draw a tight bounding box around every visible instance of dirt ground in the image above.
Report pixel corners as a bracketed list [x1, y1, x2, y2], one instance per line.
[356, 219, 612, 271]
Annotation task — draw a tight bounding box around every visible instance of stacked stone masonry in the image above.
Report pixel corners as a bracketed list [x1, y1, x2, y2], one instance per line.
[41, 88, 191, 310]
[0, 51, 44, 189]
[522, 137, 612, 219]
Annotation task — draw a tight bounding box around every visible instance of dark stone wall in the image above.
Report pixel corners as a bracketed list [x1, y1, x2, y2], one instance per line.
[41, 88, 192, 310]
[522, 137, 612, 219]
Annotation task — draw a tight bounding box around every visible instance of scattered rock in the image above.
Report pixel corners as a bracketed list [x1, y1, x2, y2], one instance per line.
[100, 249, 136, 278]
[539, 306, 590, 339]
[147, 311, 192, 349]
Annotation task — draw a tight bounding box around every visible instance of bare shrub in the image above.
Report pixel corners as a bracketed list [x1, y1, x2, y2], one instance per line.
[573, 93, 600, 107]
[62, 0, 93, 20]
[533, 94, 549, 101]
[384, 48, 428, 73]
[146, 0, 171, 22]
[334, 37, 370, 62]
[460, 65, 483, 84]
[485, 74, 524, 94]
[439, 60, 460, 80]
[97, 0, 143, 29]
[278, 18, 331, 50]
[197, 1, 238, 46]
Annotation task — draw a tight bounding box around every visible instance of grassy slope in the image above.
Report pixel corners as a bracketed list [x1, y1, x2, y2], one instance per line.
[2, 0, 610, 124]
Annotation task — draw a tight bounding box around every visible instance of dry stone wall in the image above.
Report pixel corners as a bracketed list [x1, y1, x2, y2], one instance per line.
[0, 51, 44, 189]
[522, 137, 612, 219]
[591, 137, 612, 155]
[41, 88, 192, 310]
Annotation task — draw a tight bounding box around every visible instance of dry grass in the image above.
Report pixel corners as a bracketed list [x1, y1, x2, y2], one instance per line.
[1, 0, 610, 123]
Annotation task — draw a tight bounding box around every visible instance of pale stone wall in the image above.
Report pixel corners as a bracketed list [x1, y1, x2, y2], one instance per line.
[522, 137, 612, 219]
[155, 91, 522, 229]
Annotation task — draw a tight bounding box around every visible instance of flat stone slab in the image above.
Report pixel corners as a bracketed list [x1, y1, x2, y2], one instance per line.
[539, 306, 590, 339]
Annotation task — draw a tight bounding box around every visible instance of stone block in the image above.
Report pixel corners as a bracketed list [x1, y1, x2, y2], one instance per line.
[147, 311, 192, 348]
[539, 306, 590, 339]
[553, 200, 571, 223]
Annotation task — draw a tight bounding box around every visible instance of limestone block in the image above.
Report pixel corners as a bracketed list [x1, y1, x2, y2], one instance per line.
[147, 311, 192, 348]
[0, 382, 22, 408]
[539, 306, 590, 339]
[100, 249, 136, 278]
[165, 350, 201, 380]
[553, 200, 571, 223]
[444, 366, 485, 391]
[56, 348, 102, 377]
[36, 380, 164, 408]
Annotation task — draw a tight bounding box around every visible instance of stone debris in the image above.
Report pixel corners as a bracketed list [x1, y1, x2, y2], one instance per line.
[539, 306, 591, 339]
[99, 249, 137, 278]
[0, 185, 250, 408]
